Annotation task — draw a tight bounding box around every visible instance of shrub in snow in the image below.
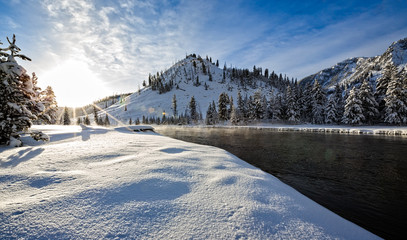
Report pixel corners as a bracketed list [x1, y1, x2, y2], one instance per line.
[0, 35, 49, 146]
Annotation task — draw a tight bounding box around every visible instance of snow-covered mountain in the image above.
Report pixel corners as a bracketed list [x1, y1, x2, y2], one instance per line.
[98, 55, 286, 124]
[300, 37, 407, 92]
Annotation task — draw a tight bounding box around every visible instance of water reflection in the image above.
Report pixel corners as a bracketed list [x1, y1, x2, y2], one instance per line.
[156, 127, 407, 239]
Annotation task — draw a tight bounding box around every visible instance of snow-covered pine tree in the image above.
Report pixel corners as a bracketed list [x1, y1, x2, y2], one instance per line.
[311, 80, 327, 124]
[384, 72, 407, 125]
[359, 79, 378, 124]
[376, 64, 397, 117]
[237, 91, 246, 122]
[0, 35, 48, 146]
[40, 86, 58, 124]
[325, 96, 337, 124]
[63, 107, 71, 125]
[205, 104, 213, 125]
[218, 92, 229, 121]
[301, 82, 313, 123]
[342, 87, 364, 125]
[285, 85, 299, 122]
[230, 105, 239, 125]
[253, 90, 265, 120]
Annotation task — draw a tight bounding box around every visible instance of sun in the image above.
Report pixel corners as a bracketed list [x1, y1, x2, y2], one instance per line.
[40, 59, 110, 107]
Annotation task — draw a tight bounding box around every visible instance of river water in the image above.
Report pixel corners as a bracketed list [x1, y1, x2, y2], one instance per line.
[155, 126, 407, 239]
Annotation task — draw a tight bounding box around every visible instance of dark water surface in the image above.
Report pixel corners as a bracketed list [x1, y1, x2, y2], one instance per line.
[155, 126, 407, 239]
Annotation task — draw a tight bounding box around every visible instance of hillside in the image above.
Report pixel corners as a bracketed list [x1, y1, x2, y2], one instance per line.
[97, 55, 291, 124]
[300, 37, 407, 92]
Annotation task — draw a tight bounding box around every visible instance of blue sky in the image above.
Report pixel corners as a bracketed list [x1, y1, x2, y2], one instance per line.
[1, 0, 407, 106]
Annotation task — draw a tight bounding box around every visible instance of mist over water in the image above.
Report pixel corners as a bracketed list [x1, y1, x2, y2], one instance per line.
[156, 126, 407, 239]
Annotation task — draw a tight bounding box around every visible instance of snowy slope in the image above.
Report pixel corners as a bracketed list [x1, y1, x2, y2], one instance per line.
[300, 37, 407, 92]
[101, 56, 273, 124]
[0, 125, 379, 239]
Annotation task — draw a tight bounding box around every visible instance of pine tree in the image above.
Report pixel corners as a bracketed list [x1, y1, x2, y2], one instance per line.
[218, 92, 229, 121]
[104, 115, 110, 126]
[172, 94, 177, 117]
[189, 96, 198, 122]
[76, 117, 82, 125]
[343, 87, 364, 125]
[129, 118, 132, 125]
[205, 104, 213, 125]
[285, 85, 299, 122]
[311, 80, 327, 124]
[0, 35, 48, 146]
[359, 79, 378, 124]
[93, 106, 99, 125]
[230, 105, 239, 125]
[237, 91, 246, 122]
[40, 86, 58, 124]
[63, 107, 71, 125]
[325, 96, 337, 124]
[84, 115, 90, 125]
[301, 83, 313, 123]
[376, 64, 396, 116]
[384, 73, 407, 124]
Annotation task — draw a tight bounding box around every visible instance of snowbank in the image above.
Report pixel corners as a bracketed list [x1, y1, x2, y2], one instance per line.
[0, 125, 380, 239]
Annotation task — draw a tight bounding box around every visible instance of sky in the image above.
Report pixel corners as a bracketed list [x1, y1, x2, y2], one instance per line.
[1, 0, 407, 107]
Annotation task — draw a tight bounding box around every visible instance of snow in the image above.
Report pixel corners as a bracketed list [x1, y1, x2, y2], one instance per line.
[0, 125, 380, 239]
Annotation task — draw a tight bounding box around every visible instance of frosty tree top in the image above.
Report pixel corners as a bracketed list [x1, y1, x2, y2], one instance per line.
[0, 34, 31, 62]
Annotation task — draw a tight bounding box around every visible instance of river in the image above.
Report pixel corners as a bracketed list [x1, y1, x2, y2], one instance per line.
[155, 126, 407, 239]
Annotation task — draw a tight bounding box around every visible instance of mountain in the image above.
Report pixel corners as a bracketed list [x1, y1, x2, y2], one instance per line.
[300, 37, 407, 93]
[96, 55, 292, 124]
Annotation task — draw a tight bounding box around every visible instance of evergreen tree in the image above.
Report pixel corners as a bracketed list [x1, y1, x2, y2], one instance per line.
[218, 92, 229, 121]
[343, 87, 364, 125]
[84, 115, 90, 125]
[205, 103, 213, 125]
[76, 117, 82, 125]
[39, 86, 58, 124]
[301, 83, 313, 123]
[384, 73, 407, 124]
[63, 107, 71, 125]
[311, 80, 327, 124]
[0, 35, 48, 146]
[325, 96, 337, 124]
[237, 91, 246, 122]
[230, 105, 239, 125]
[172, 94, 177, 117]
[189, 96, 198, 122]
[253, 90, 265, 120]
[93, 106, 99, 125]
[104, 115, 110, 126]
[129, 118, 132, 125]
[285, 85, 299, 122]
[376, 64, 396, 116]
[359, 79, 379, 124]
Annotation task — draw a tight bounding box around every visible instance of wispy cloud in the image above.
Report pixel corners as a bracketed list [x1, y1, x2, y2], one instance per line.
[1, 0, 407, 105]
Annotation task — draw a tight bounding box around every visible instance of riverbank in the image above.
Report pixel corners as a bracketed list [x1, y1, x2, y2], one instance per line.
[0, 125, 379, 239]
[158, 123, 407, 136]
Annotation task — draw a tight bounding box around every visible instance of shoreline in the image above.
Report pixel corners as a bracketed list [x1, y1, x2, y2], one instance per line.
[154, 123, 407, 136]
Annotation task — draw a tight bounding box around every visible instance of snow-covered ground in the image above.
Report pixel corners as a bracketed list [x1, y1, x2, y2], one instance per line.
[0, 125, 380, 239]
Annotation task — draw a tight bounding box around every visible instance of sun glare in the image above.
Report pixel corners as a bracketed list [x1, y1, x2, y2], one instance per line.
[40, 59, 110, 107]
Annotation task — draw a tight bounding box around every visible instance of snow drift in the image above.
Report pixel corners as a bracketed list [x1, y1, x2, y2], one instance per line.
[0, 125, 379, 239]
